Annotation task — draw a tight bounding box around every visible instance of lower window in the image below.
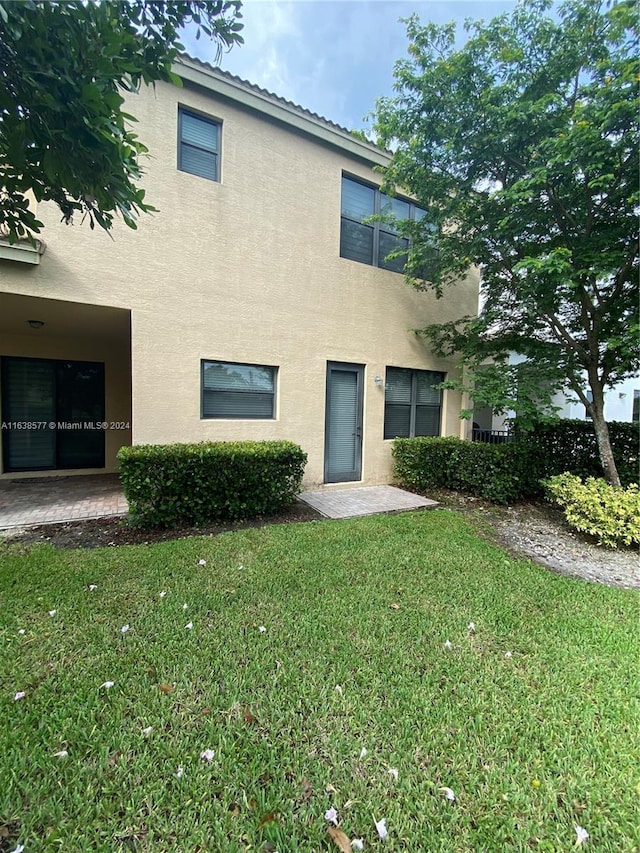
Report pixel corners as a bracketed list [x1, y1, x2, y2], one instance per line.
[384, 367, 444, 439]
[201, 360, 277, 419]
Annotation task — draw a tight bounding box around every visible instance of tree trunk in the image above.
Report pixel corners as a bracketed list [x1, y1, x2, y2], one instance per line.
[590, 400, 621, 488]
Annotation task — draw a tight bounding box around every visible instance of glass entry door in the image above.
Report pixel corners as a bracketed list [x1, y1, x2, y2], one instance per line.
[324, 361, 364, 483]
[1, 356, 105, 472]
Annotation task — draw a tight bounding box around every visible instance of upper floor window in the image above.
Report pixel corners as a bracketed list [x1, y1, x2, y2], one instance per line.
[178, 108, 220, 182]
[384, 367, 444, 439]
[633, 389, 639, 423]
[340, 175, 427, 273]
[201, 360, 276, 419]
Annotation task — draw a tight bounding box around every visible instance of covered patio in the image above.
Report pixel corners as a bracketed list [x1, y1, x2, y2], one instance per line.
[0, 292, 131, 478]
[0, 474, 128, 529]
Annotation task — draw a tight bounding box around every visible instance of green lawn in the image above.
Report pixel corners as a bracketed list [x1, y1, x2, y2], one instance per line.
[1, 511, 638, 852]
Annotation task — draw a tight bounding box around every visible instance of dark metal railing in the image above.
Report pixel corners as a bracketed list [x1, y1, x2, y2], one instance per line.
[471, 429, 513, 445]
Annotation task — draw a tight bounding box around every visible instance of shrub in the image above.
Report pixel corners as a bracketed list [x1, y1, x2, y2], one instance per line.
[544, 473, 640, 548]
[393, 420, 639, 506]
[392, 437, 544, 504]
[518, 420, 639, 487]
[118, 440, 307, 527]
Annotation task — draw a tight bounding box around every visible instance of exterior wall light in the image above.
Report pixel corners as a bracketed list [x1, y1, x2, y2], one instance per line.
[374, 375, 383, 386]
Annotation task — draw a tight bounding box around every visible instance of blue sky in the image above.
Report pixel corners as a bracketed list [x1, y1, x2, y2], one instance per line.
[181, 1, 519, 132]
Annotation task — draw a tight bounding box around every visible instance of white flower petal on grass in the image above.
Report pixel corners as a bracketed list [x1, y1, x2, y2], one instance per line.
[18, 629, 25, 635]
[182, 603, 188, 611]
[351, 840, 364, 851]
[89, 584, 98, 591]
[388, 768, 399, 780]
[334, 684, 343, 695]
[359, 747, 367, 759]
[142, 726, 153, 736]
[198, 559, 207, 566]
[14, 691, 26, 701]
[575, 825, 589, 845]
[120, 624, 130, 634]
[467, 622, 476, 632]
[49, 609, 57, 617]
[258, 625, 267, 633]
[176, 765, 184, 778]
[443, 640, 453, 650]
[185, 621, 193, 630]
[100, 681, 114, 689]
[159, 591, 167, 598]
[10, 845, 25, 853]
[374, 817, 388, 840]
[200, 749, 215, 762]
[324, 807, 338, 825]
[440, 786, 456, 802]
[53, 749, 68, 758]
[504, 651, 513, 659]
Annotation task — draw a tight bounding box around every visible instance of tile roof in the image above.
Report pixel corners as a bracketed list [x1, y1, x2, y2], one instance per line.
[178, 53, 385, 156]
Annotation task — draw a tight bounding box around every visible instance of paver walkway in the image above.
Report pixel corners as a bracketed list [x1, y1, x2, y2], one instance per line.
[298, 485, 438, 519]
[0, 478, 435, 531]
[0, 475, 128, 529]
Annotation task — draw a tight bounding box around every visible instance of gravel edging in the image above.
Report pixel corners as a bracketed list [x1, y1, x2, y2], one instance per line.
[442, 496, 639, 590]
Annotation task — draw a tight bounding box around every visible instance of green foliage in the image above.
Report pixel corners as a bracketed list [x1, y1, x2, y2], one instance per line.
[544, 473, 640, 548]
[0, 0, 243, 241]
[372, 0, 639, 485]
[521, 419, 639, 487]
[393, 420, 638, 504]
[393, 437, 542, 504]
[117, 440, 306, 527]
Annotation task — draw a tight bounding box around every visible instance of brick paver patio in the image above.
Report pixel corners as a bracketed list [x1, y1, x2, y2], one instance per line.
[298, 485, 438, 519]
[0, 478, 435, 530]
[0, 475, 128, 529]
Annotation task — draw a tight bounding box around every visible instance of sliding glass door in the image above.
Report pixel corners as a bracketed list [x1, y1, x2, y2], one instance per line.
[1, 356, 105, 472]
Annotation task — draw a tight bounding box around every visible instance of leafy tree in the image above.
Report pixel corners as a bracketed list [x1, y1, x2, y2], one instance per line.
[372, 0, 639, 486]
[0, 0, 243, 240]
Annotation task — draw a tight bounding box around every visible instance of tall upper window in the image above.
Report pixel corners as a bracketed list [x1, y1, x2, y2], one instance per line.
[384, 367, 444, 439]
[340, 175, 427, 273]
[178, 108, 220, 182]
[633, 390, 640, 423]
[201, 361, 276, 419]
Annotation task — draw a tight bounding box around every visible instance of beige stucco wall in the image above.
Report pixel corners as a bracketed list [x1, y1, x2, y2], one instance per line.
[0, 71, 478, 486]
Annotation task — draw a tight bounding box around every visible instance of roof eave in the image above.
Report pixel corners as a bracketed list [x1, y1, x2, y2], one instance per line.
[175, 56, 390, 168]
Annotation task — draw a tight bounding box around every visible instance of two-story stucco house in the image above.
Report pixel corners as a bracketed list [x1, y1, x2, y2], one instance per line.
[0, 56, 479, 488]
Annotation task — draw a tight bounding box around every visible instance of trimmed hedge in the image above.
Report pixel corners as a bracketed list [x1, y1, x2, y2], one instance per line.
[520, 420, 639, 487]
[118, 440, 307, 527]
[393, 420, 639, 504]
[392, 437, 542, 504]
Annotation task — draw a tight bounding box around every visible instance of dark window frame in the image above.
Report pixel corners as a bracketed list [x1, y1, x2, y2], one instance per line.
[178, 106, 221, 182]
[1, 355, 105, 472]
[340, 174, 426, 273]
[384, 366, 444, 439]
[633, 389, 640, 424]
[200, 359, 277, 420]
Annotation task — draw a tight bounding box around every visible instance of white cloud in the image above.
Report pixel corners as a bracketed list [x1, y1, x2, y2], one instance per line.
[183, 1, 521, 129]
